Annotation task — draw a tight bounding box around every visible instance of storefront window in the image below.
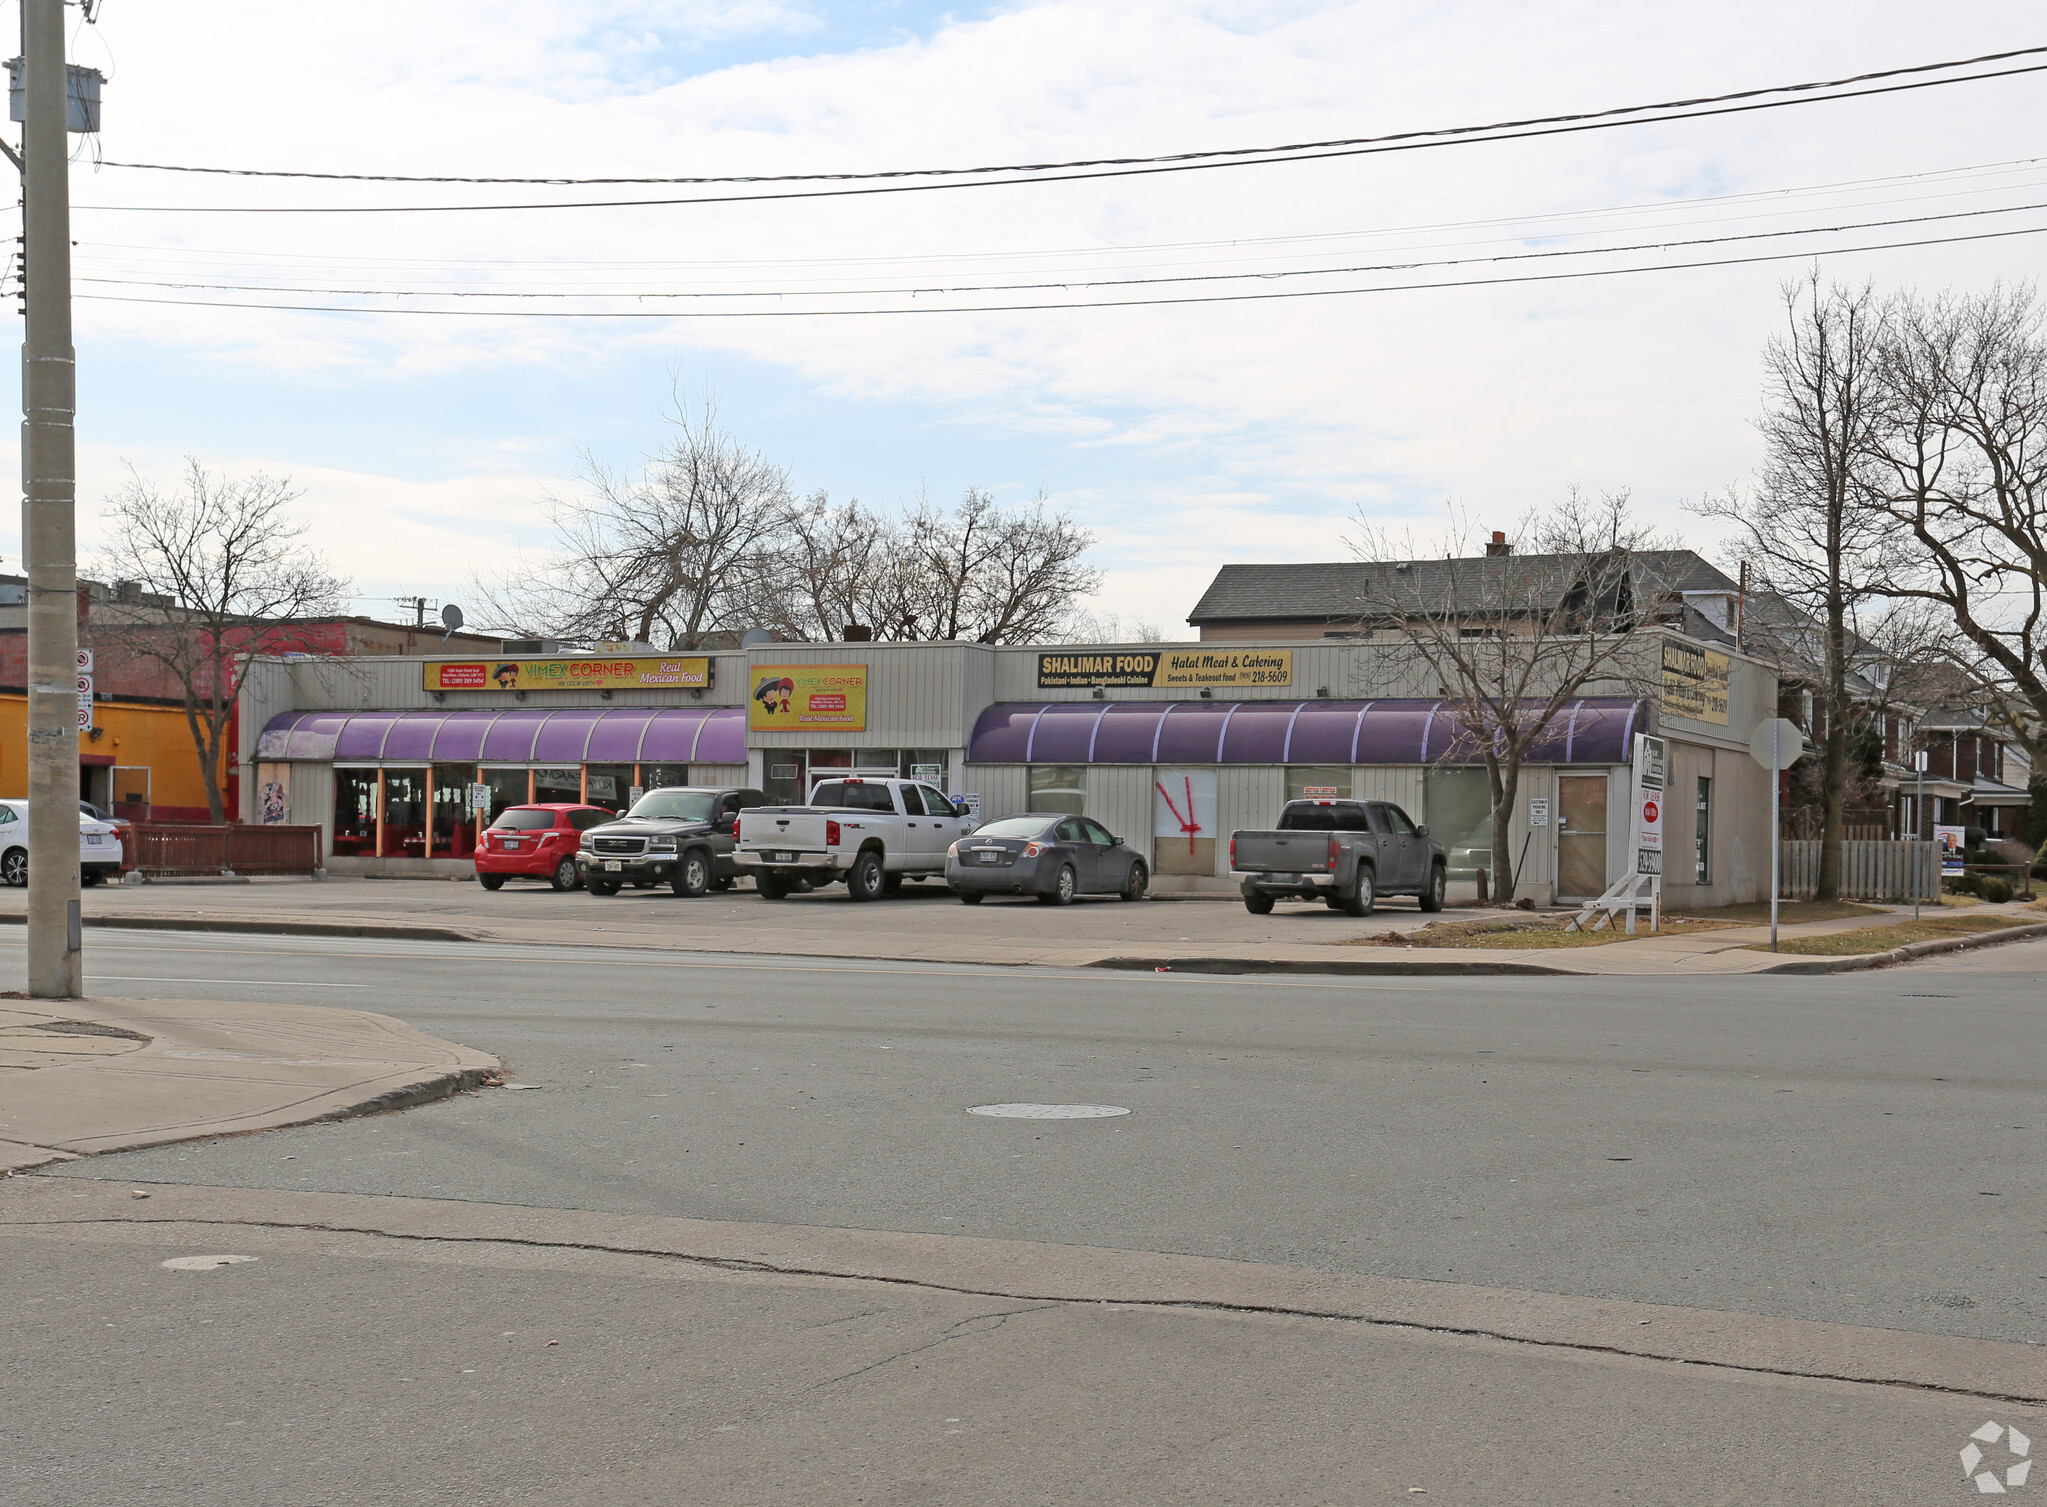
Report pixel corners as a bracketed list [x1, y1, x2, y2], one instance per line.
[1423, 767, 1494, 882]
[901, 749, 950, 791]
[381, 768, 427, 858]
[642, 764, 689, 792]
[584, 764, 634, 814]
[533, 766, 582, 805]
[431, 764, 478, 858]
[481, 769, 529, 824]
[1286, 766, 1352, 801]
[334, 768, 377, 856]
[1029, 765, 1087, 816]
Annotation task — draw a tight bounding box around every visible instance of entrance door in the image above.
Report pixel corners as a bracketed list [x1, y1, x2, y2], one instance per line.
[1556, 774, 1610, 900]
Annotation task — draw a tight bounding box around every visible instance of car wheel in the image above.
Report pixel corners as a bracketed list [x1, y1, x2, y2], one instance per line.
[477, 873, 505, 891]
[1120, 861, 1148, 902]
[1038, 864, 1077, 905]
[1, 848, 27, 887]
[673, 850, 712, 898]
[1243, 892, 1274, 915]
[756, 873, 791, 901]
[1341, 867, 1376, 918]
[550, 858, 580, 892]
[586, 878, 622, 897]
[846, 850, 887, 902]
[1420, 863, 1447, 913]
[958, 892, 984, 905]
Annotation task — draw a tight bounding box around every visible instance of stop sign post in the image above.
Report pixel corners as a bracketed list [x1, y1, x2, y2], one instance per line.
[1748, 718, 1808, 950]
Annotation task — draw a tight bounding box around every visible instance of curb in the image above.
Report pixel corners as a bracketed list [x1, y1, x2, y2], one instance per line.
[1088, 955, 1571, 977]
[1756, 918, 2047, 974]
[0, 913, 484, 945]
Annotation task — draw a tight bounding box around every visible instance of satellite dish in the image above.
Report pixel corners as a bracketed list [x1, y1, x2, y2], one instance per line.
[740, 627, 775, 648]
[441, 603, 466, 631]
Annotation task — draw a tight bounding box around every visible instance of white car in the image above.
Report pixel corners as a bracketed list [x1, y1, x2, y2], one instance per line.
[0, 798, 123, 887]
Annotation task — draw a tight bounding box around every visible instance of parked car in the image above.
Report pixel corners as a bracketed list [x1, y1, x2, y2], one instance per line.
[735, 777, 972, 901]
[945, 812, 1148, 905]
[0, 798, 122, 887]
[1230, 798, 1447, 916]
[473, 804, 615, 891]
[576, 786, 767, 897]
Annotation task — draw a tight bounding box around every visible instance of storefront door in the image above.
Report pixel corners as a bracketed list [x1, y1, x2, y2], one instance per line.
[1556, 774, 1610, 900]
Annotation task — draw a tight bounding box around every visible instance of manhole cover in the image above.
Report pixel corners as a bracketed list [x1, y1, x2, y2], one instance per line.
[967, 1103, 1131, 1119]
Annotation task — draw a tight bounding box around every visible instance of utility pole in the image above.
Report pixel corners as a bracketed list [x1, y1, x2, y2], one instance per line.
[20, 0, 80, 997]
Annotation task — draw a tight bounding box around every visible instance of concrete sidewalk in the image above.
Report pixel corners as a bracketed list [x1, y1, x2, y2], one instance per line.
[0, 877, 2038, 976]
[0, 995, 498, 1174]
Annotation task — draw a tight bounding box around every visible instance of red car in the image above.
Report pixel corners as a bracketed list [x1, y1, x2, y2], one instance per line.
[474, 804, 615, 891]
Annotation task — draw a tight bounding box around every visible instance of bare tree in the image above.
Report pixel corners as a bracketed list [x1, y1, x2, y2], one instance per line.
[93, 459, 350, 822]
[783, 492, 892, 642]
[1866, 281, 2047, 772]
[1693, 272, 1893, 898]
[863, 488, 1100, 644]
[475, 401, 795, 648]
[1347, 491, 1663, 903]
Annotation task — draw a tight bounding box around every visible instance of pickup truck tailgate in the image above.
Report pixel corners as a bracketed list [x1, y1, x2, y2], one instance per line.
[1233, 830, 1333, 873]
[738, 810, 833, 857]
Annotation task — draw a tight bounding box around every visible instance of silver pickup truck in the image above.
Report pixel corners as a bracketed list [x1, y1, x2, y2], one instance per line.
[735, 776, 972, 901]
[1229, 798, 1448, 916]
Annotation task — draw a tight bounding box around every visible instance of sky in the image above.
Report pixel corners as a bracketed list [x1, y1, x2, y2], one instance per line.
[10, 0, 2045, 637]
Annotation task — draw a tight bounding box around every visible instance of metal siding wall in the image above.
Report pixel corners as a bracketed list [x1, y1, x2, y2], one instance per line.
[963, 765, 1028, 823]
[1218, 766, 1286, 877]
[692, 763, 749, 789]
[1086, 766, 1154, 865]
[1353, 766, 1425, 810]
[289, 762, 335, 854]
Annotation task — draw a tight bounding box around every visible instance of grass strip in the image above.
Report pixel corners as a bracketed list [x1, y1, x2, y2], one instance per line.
[1748, 913, 2022, 957]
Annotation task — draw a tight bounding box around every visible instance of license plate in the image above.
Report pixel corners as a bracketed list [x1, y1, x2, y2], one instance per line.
[772, 851, 794, 863]
[603, 860, 622, 872]
[976, 850, 1001, 864]
[1271, 872, 1302, 885]
[86, 834, 103, 845]
[504, 841, 521, 850]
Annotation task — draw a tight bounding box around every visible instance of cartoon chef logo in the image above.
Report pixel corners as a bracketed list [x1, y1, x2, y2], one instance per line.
[754, 675, 795, 716]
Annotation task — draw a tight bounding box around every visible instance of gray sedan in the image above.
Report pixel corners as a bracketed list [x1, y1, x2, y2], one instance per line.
[946, 813, 1149, 905]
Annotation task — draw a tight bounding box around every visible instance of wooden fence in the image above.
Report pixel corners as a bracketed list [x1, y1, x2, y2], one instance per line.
[122, 823, 324, 879]
[1778, 840, 1938, 902]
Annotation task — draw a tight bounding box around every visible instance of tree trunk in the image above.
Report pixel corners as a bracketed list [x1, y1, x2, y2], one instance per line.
[1486, 750, 1522, 903]
[1816, 590, 1850, 901]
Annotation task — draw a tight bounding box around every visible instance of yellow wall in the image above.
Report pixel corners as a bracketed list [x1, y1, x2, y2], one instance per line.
[0, 693, 224, 819]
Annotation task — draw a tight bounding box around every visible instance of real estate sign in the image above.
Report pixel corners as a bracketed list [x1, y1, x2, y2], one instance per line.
[1036, 649, 1292, 689]
[422, 656, 711, 693]
[1660, 640, 1731, 725]
[749, 664, 868, 731]
[1633, 733, 1667, 877]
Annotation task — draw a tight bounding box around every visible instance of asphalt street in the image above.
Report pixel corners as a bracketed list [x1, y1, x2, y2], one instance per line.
[4, 926, 2042, 1504]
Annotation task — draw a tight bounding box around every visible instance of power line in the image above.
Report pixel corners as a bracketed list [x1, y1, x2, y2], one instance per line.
[95, 45, 2047, 187]
[75, 58, 2047, 215]
[68, 198, 2047, 302]
[72, 221, 2047, 318]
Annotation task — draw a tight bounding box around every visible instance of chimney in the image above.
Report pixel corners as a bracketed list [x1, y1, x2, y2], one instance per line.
[1485, 530, 1510, 557]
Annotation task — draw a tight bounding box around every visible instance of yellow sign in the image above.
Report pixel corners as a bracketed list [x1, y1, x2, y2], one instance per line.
[749, 664, 868, 730]
[422, 656, 710, 693]
[1156, 648, 1292, 689]
[1661, 641, 1730, 725]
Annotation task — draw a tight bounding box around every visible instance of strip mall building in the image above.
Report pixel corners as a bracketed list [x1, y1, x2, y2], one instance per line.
[240, 634, 1779, 904]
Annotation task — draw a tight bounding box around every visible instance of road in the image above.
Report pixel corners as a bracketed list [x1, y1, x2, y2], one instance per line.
[4, 926, 2042, 1504]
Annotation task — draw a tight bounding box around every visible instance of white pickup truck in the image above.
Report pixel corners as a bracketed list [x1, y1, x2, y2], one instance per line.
[734, 776, 973, 901]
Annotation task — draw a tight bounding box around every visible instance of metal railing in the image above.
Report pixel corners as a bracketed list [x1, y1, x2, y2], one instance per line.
[120, 823, 324, 879]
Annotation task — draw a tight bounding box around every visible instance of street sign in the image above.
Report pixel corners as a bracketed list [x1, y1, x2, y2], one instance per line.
[1528, 796, 1550, 827]
[1748, 718, 1807, 771]
[76, 648, 91, 674]
[76, 696, 91, 730]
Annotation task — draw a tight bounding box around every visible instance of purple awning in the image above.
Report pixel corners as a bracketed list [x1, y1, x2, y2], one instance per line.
[256, 707, 748, 766]
[967, 698, 1643, 766]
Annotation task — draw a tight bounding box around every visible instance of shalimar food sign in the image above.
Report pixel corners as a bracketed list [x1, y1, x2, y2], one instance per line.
[1036, 649, 1293, 689]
